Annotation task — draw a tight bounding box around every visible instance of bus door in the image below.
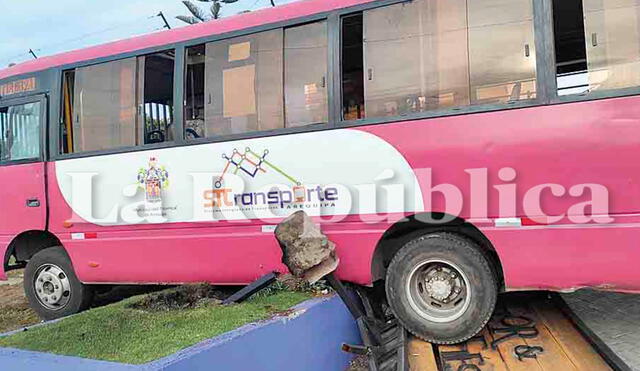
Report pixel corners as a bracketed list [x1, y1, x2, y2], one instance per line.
[0, 95, 48, 235]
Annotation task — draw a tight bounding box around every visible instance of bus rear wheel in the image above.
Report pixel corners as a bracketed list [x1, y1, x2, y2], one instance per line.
[24, 247, 94, 320]
[385, 233, 497, 344]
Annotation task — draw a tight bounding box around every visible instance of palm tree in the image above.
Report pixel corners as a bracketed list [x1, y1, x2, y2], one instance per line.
[176, 0, 276, 24]
[176, 0, 239, 24]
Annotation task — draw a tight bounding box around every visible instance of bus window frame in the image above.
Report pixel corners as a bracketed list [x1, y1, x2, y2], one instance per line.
[336, 0, 552, 128]
[49, 0, 409, 162]
[535, 0, 640, 106]
[0, 94, 47, 167]
[46, 0, 640, 163]
[57, 49, 178, 157]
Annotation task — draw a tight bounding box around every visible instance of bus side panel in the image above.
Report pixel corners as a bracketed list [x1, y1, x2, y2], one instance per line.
[60, 228, 288, 285]
[0, 162, 47, 280]
[360, 95, 640, 291]
[483, 225, 640, 291]
[47, 162, 380, 284]
[54, 224, 380, 285]
[0, 163, 47, 234]
[47, 94, 640, 290]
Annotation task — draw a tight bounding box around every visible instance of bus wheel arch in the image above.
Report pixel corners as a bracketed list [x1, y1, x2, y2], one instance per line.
[4, 230, 63, 271]
[371, 213, 505, 291]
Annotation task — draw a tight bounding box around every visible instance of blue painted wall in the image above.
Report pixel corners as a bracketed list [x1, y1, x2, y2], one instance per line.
[0, 348, 138, 371]
[0, 296, 361, 371]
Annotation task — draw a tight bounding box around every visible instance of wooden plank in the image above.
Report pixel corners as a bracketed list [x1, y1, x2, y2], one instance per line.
[532, 299, 612, 371]
[466, 329, 510, 371]
[507, 298, 578, 371]
[406, 294, 612, 371]
[489, 301, 545, 371]
[434, 331, 510, 371]
[436, 343, 469, 371]
[407, 337, 438, 371]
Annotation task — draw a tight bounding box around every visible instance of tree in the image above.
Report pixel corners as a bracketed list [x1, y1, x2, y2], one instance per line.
[176, 0, 239, 24]
[176, 0, 276, 25]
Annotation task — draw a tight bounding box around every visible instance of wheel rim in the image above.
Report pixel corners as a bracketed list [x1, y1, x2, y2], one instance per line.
[405, 259, 471, 323]
[33, 264, 72, 311]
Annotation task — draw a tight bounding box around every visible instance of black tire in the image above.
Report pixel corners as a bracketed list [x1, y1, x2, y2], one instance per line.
[385, 232, 497, 344]
[24, 246, 94, 320]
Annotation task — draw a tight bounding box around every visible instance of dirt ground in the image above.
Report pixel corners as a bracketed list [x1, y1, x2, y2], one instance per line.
[0, 270, 40, 333]
[0, 270, 166, 334]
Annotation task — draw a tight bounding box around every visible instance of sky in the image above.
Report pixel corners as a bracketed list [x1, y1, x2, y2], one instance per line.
[0, 0, 296, 67]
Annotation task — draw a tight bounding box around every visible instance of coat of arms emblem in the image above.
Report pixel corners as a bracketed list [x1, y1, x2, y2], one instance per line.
[137, 157, 169, 203]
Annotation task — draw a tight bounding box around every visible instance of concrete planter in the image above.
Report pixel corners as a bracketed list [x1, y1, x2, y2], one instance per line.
[0, 295, 360, 371]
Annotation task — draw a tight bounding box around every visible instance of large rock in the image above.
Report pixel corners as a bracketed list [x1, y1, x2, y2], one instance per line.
[275, 211, 339, 284]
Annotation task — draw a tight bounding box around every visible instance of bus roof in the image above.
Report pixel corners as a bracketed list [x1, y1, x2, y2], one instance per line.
[0, 0, 374, 81]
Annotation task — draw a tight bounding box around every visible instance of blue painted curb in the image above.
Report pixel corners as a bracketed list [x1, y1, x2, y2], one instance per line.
[0, 295, 361, 371]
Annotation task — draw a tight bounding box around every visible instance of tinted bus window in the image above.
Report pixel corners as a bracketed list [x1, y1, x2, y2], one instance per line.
[0, 102, 41, 162]
[583, 0, 640, 91]
[345, 0, 536, 120]
[202, 29, 284, 138]
[184, 23, 329, 140]
[284, 21, 329, 127]
[468, 0, 536, 104]
[72, 57, 138, 153]
[61, 51, 175, 154]
[363, 0, 471, 118]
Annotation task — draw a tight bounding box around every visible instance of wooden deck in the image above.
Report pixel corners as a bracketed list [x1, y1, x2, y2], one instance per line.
[407, 293, 613, 371]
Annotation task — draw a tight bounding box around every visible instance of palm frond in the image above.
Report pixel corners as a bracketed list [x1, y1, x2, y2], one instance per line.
[182, 0, 208, 22]
[175, 15, 201, 24]
[210, 2, 222, 19]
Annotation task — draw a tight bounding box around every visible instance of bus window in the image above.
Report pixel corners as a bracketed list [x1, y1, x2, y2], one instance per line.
[70, 58, 138, 153]
[139, 51, 175, 145]
[201, 29, 284, 138]
[555, 0, 640, 94]
[284, 21, 329, 127]
[362, 0, 471, 118]
[553, 0, 589, 95]
[0, 102, 41, 162]
[344, 0, 536, 120]
[468, 0, 537, 104]
[342, 14, 365, 121]
[61, 51, 175, 154]
[184, 45, 206, 140]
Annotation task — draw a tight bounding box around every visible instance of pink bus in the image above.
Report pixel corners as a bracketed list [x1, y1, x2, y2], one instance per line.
[1, 0, 639, 343]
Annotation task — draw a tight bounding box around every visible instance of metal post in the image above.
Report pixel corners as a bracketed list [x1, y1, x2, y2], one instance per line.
[157, 12, 172, 30]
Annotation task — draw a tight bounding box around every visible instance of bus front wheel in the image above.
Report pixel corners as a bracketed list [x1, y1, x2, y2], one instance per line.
[24, 247, 94, 320]
[385, 232, 497, 344]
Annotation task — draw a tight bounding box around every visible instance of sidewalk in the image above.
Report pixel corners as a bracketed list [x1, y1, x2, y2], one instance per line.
[562, 290, 640, 370]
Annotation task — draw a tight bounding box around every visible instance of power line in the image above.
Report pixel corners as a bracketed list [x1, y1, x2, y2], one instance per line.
[248, 0, 262, 10]
[1, 13, 165, 67]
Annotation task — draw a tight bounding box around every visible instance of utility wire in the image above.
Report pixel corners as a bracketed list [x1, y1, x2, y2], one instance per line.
[1, 13, 165, 67]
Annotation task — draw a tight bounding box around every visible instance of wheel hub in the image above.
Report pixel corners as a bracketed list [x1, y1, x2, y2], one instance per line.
[425, 273, 454, 301]
[34, 264, 71, 310]
[406, 260, 471, 323]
